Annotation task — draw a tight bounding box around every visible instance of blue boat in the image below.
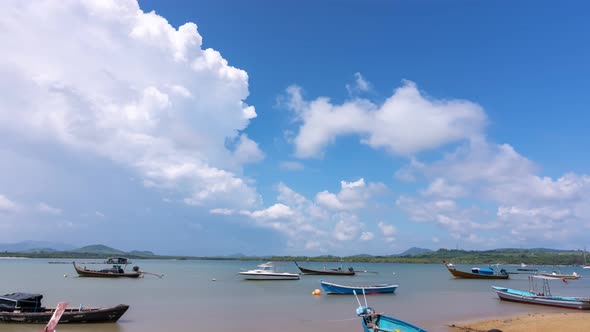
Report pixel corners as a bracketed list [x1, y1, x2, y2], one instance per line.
[320, 280, 398, 294]
[354, 290, 427, 332]
[492, 275, 590, 310]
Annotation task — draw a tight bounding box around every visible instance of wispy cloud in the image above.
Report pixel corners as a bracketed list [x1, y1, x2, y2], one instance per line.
[38, 202, 62, 215]
[346, 72, 371, 96]
[279, 161, 305, 171]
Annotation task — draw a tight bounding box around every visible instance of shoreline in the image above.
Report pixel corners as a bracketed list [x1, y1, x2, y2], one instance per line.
[448, 312, 590, 332]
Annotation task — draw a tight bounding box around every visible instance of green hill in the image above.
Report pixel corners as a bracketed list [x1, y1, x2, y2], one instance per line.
[72, 244, 126, 255]
[128, 250, 155, 256]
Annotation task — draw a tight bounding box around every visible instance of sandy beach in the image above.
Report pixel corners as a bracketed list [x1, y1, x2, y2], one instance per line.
[448, 312, 590, 332]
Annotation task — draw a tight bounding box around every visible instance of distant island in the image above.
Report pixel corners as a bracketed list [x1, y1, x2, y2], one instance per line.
[0, 242, 588, 266]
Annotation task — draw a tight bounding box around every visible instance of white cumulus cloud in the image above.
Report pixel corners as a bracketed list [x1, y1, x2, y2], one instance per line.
[285, 80, 486, 158]
[360, 231, 374, 241]
[315, 178, 385, 211]
[0, 0, 261, 209]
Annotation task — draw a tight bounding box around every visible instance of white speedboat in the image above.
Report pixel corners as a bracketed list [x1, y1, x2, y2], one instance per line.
[239, 262, 300, 280]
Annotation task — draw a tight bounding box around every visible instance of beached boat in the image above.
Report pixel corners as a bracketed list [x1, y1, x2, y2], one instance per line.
[239, 262, 300, 280]
[0, 293, 129, 323]
[73, 261, 142, 278]
[492, 275, 590, 310]
[294, 261, 355, 275]
[444, 262, 509, 279]
[353, 290, 427, 332]
[320, 280, 397, 294]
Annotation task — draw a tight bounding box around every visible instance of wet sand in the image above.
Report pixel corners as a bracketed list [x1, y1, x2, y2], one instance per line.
[448, 312, 590, 332]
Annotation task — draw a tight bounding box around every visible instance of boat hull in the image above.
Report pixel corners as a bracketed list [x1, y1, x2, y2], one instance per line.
[73, 262, 142, 278]
[297, 266, 355, 276]
[320, 280, 397, 294]
[0, 304, 129, 324]
[362, 313, 427, 332]
[445, 265, 509, 279]
[492, 287, 590, 310]
[539, 273, 581, 280]
[239, 272, 300, 280]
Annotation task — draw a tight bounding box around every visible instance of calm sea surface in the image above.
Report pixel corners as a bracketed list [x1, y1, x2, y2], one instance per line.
[1, 259, 589, 332]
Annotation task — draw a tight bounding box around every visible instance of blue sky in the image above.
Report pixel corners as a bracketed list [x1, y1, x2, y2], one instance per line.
[0, 0, 589, 256]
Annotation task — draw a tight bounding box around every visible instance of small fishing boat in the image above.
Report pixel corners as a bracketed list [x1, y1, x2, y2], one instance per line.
[294, 261, 355, 275]
[320, 280, 397, 294]
[73, 261, 142, 278]
[444, 262, 509, 279]
[516, 263, 538, 272]
[539, 270, 581, 280]
[0, 293, 129, 323]
[353, 289, 427, 332]
[239, 262, 300, 280]
[492, 275, 590, 309]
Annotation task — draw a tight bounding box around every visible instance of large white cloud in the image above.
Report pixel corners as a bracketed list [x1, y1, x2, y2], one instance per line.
[0, 0, 262, 209]
[285, 80, 486, 158]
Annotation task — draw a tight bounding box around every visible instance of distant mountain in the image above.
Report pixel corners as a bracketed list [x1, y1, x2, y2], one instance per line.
[0, 241, 75, 252]
[19, 248, 59, 253]
[128, 250, 155, 256]
[398, 247, 433, 256]
[72, 244, 126, 255]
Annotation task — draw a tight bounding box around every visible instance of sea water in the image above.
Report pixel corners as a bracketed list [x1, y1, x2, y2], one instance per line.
[1, 259, 588, 332]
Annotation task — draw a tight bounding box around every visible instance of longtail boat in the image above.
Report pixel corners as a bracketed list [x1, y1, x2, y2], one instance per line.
[321, 280, 397, 294]
[0, 293, 129, 324]
[540, 271, 581, 280]
[492, 275, 590, 309]
[73, 261, 142, 278]
[353, 290, 427, 332]
[294, 261, 355, 275]
[444, 262, 509, 279]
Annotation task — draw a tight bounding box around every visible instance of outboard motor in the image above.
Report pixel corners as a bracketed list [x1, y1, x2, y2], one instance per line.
[132, 266, 140, 272]
[348, 267, 354, 272]
[356, 305, 374, 317]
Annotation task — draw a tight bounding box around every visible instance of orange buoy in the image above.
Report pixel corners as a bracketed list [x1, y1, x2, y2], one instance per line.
[313, 289, 321, 295]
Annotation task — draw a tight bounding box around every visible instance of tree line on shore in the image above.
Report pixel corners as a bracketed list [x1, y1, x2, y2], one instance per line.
[2, 247, 588, 266]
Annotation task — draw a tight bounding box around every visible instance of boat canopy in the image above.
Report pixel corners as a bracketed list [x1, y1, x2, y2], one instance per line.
[107, 257, 129, 264]
[0, 293, 43, 309]
[471, 267, 495, 275]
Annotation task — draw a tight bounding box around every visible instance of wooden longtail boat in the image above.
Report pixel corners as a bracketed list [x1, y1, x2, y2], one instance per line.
[294, 261, 355, 275]
[0, 293, 129, 324]
[540, 271, 581, 280]
[492, 275, 590, 309]
[73, 262, 142, 278]
[444, 262, 509, 279]
[40, 301, 67, 332]
[320, 280, 398, 294]
[354, 290, 427, 332]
